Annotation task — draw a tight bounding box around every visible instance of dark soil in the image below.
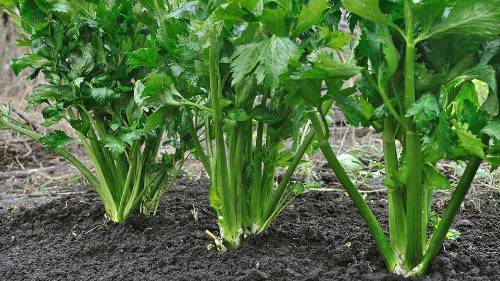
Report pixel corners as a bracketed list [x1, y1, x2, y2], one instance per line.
[0, 140, 61, 170]
[0, 138, 85, 208]
[0, 176, 499, 281]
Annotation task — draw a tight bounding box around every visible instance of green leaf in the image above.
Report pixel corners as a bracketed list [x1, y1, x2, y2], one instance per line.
[141, 73, 181, 107]
[480, 39, 500, 66]
[284, 79, 323, 108]
[259, 36, 299, 88]
[260, 7, 288, 37]
[446, 229, 461, 241]
[127, 44, 160, 70]
[337, 153, 365, 172]
[68, 45, 95, 76]
[41, 105, 65, 127]
[291, 52, 362, 80]
[436, 111, 453, 157]
[251, 104, 281, 124]
[460, 100, 489, 135]
[165, 1, 199, 19]
[11, 54, 51, 75]
[134, 80, 146, 108]
[28, 87, 59, 105]
[120, 131, 142, 146]
[230, 42, 266, 85]
[412, 0, 447, 32]
[378, 25, 399, 82]
[292, 0, 329, 37]
[91, 87, 118, 104]
[487, 143, 500, 170]
[69, 118, 90, 135]
[102, 136, 127, 159]
[424, 163, 450, 190]
[40, 130, 73, 150]
[452, 63, 498, 115]
[482, 121, 500, 141]
[341, 0, 390, 25]
[213, 1, 257, 22]
[228, 108, 250, 122]
[19, 0, 47, 27]
[320, 30, 352, 51]
[455, 123, 485, 159]
[406, 94, 440, 130]
[231, 35, 300, 89]
[334, 94, 373, 127]
[188, 18, 223, 49]
[423, 0, 500, 41]
[144, 106, 169, 133]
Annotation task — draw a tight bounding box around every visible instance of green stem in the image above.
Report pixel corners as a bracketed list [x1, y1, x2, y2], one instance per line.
[186, 112, 210, 172]
[208, 39, 238, 246]
[117, 142, 139, 222]
[259, 130, 315, 231]
[233, 126, 245, 229]
[123, 141, 145, 219]
[384, 117, 407, 255]
[309, 112, 397, 271]
[153, 0, 169, 38]
[249, 121, 264, 222]
[403, 1, 425, 268]
[261, 126, 278, 211]
[417, 151, 485, 274]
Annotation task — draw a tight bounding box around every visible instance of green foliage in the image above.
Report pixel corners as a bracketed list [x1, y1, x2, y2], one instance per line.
[4, 1, 498, 276]
[140, 0, 350, 248]
[338, 0, 500, 275]
[40, 130, 73, 150]
[231, 35, 300, 88]
[421, 0, 500, 41]
[292, 0, 329, 37]
[1, 0, 187, 223]
[341, 0, 390, 25]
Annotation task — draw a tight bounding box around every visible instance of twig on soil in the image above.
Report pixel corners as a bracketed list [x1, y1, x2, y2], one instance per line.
[15, 156, 25, 170]
[0, 166, 56, 179]
[1, 190, 86, 198]
[312, 188, 387, 194]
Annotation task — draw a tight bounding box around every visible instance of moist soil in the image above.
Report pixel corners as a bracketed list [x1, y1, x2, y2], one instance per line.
[1, 176, 499, 281]
[0, 138, 85, 208]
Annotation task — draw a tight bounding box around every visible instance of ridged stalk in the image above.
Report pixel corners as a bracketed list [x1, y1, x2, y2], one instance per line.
[403, 0, 425, 268]
[208, 39, 239, 247]
[417, 139, 486, 274]
[384, 117, 407, 255]
[309, 112, 397, 271]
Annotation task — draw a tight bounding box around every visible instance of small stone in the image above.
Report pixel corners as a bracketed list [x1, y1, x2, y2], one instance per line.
[304, 268, 322, 281]
[455, 219, 474, 227]
[362, 272, 387, 281]
[238, 269, 269, 281]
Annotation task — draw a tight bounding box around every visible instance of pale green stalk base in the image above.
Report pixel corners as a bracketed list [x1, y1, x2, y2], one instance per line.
[1, 114, 171, 224]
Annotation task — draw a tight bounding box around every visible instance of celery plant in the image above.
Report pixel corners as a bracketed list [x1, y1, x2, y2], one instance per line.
[0, 0, 186, 222]
[290, 0, 500, 275]
[145, 0, 359, 248]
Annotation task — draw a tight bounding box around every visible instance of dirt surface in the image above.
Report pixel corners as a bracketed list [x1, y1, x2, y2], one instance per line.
[1, 175, 498, 281]
[0, 136, 85, 208]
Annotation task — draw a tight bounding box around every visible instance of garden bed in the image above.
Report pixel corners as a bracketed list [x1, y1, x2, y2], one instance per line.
[1, 175, 498, 281]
